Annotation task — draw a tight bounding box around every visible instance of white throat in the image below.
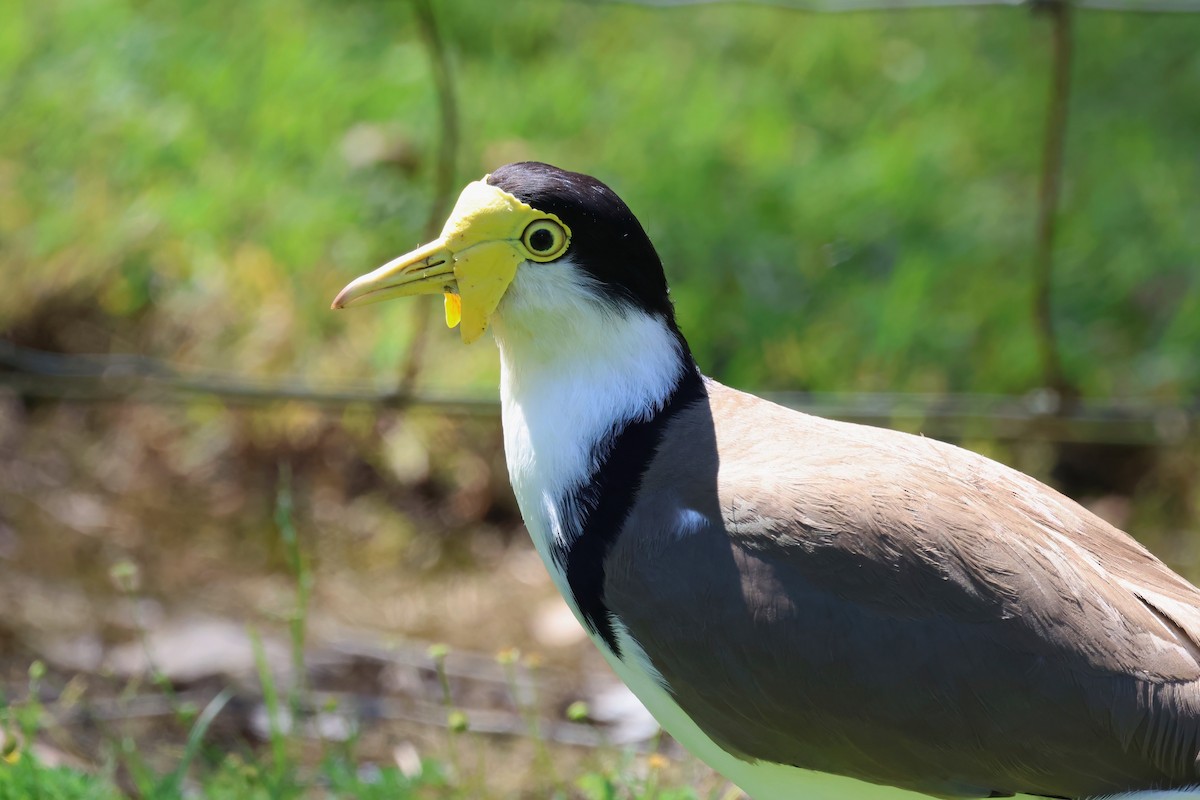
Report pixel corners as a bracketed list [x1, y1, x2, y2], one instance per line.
[490, 262, 686, 603]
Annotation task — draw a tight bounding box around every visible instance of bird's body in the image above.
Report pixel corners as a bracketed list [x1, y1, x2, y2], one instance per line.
[334, 162, 1200, 799]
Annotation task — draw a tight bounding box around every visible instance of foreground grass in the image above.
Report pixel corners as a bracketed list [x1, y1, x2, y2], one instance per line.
[0, 650, 714, 800]
[0, 744, 439, 800]
[0, 714, 703, 800]
[0, 756, 124, 800]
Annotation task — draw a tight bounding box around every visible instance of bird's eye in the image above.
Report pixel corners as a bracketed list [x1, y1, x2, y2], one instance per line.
[521, 219, 569, 262]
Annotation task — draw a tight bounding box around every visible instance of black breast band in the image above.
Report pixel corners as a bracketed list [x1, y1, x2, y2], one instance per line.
[554, 365, 707, 657]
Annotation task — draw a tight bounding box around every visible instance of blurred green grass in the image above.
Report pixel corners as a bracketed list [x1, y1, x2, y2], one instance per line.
[3, 0, 1197, 396]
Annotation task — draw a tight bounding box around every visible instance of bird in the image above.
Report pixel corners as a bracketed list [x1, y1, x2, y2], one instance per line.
[332, 161, 1200, 800]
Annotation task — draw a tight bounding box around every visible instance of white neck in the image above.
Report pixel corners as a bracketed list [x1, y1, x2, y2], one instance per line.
[491, 270, 687, 601]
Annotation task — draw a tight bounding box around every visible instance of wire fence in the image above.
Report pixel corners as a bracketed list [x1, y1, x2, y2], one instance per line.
[3, 341, 1195, 445]
[4, 0, 1198, 447]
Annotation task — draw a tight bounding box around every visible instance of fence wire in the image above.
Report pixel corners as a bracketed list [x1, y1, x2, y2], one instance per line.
[2, 342, 1195, 446]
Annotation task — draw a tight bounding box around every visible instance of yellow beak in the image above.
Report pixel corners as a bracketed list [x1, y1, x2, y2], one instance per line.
[331, 178, 570, 344]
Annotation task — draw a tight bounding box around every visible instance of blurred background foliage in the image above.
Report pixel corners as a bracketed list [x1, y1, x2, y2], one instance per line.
[4, 0, 1198, 395]
[0, 0, 1198, 794]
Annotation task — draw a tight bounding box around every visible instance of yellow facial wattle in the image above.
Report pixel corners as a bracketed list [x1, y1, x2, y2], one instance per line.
[331, 178, 571, 344]
[443, 292, 462, 329]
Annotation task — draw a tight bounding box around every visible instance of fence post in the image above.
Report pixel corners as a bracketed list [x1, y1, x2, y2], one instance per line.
[397, 0, 461, 396]
[1031, 0, 1075, 398]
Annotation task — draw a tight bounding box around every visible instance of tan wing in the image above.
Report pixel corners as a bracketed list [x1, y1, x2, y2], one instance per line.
[603, 381, 1200, 799]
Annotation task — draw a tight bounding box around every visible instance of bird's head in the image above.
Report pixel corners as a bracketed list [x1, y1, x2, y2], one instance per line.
[332, 162, 677, 348]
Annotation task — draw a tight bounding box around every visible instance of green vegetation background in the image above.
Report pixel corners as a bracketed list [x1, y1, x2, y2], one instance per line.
[4, 0, 1198, 397]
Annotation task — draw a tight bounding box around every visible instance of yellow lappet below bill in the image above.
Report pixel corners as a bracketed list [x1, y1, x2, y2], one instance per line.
[333, 162, 1200, 800]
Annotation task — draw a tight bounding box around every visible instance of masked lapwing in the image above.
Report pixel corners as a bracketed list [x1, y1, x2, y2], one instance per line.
[333, 162, 1200, 800]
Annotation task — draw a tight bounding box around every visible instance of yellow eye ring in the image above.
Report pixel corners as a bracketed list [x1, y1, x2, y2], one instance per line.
[520, 218, 569, 262]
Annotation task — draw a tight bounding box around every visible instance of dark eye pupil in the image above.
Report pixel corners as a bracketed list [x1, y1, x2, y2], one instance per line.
[529, 228, 554, 252]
